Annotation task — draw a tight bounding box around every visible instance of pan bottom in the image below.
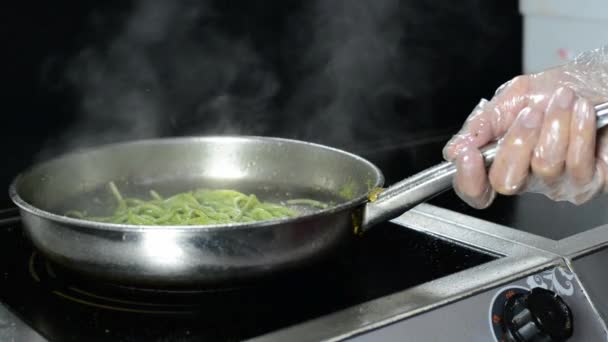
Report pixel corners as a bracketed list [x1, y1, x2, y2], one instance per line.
[27, 238, 355, 313]
[28, 250, 251, 314]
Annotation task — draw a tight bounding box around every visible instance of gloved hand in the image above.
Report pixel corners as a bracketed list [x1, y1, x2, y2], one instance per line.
[443, 46, 608, 209]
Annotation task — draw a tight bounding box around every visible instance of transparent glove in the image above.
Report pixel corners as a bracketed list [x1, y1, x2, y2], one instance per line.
[443, 46, 608, 209]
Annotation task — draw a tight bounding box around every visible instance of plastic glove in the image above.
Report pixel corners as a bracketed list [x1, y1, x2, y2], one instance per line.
[443, 46, 608, 209]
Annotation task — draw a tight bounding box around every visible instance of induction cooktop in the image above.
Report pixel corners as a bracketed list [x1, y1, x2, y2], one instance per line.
[0, 210, 495, 342]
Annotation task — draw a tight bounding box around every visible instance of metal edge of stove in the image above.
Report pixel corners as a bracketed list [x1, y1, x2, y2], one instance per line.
[556, 223, 608, 259]
[405, 203, 561, 253]
[412, 202, 608, 259]
[562, 254, 608, 335]
[413, 202, 608, 332]
[555, 224, 608, 332]
[0, 304, 46, 342]
[0, 217, 47, 342]
[248, 204, 562, 342]
[393, 204, 608, 339]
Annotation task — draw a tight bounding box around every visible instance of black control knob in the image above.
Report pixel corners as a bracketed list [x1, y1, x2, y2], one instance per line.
[503, 287, 573, 342]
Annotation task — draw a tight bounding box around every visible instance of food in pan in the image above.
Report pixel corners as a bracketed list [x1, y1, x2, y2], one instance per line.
[65, 182, 329, 226]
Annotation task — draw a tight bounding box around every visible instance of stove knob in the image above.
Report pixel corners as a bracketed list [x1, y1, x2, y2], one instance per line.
[503, 287, 573, 342]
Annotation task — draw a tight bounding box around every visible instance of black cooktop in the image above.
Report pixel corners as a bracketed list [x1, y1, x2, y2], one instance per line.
[0, 210, 495, 342]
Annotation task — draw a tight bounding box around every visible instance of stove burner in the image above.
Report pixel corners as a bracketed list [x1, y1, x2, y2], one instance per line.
[27, 252, 242, 314]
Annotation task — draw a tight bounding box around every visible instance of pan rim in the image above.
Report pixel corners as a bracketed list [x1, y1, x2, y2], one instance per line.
[9, 135, 385, 232]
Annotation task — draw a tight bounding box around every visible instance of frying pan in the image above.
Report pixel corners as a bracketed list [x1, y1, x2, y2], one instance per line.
[10, 103, 608, 287]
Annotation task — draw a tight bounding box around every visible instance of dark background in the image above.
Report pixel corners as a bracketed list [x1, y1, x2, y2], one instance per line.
[2, 0, 522, 203]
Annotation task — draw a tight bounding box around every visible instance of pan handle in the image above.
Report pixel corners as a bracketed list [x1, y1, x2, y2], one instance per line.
[360, 101, 608, 232]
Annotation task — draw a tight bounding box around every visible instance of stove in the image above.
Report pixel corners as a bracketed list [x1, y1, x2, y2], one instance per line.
[2, 202, 608, 342]
[2, 138, 608, 341]
[0, 207, 494, 342]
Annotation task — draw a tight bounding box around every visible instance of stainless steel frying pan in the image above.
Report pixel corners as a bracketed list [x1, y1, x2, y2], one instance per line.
[10, 103, 608, 287]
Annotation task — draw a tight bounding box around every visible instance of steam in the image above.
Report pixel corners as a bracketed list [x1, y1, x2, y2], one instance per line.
[60, 0, 176, 148]
[42, 0, 404, 157]
[286, 0, 403, 148]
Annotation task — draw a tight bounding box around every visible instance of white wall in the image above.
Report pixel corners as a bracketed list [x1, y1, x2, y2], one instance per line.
[520, 0, 608, 73]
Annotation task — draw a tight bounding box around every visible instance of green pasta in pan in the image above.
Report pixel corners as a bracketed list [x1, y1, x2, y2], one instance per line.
[65, 181, 328, 226]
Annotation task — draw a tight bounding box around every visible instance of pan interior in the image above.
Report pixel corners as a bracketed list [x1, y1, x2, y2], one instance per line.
[14, 137, 384, 223]
[54, 178, 344, 218]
